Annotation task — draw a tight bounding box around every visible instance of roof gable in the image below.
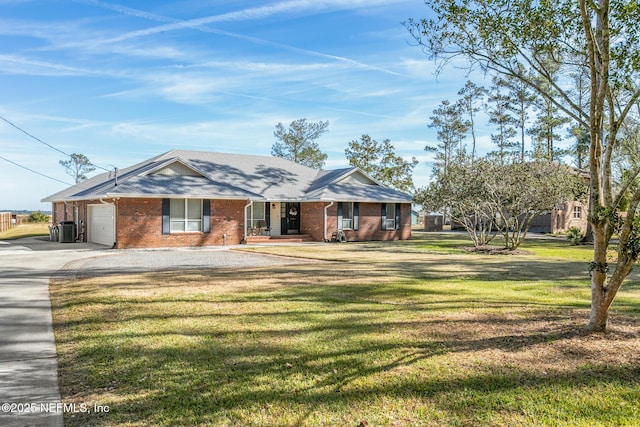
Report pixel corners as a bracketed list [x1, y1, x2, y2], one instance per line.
[305, 167, 412, 203]
[335, 169, 379, 186]
[142, 158, 207, 178]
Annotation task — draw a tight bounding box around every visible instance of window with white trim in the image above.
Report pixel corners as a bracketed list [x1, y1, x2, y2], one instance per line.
[384, 203, 396, 230]
[170, 199, 202, 232]
[573, 205, 582, 219]
[342, 202, 354, 229]
[247, 202, 266, 228]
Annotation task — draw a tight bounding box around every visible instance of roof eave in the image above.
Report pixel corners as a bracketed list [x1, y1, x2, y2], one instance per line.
[302, 197, 413, 203]
[43, 194, 267, 202]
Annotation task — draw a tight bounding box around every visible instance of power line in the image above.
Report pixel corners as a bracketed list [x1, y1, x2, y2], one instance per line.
[0, 114, 111, 172]
[0, 115, 71, 158]
[0, 155, 73, 186]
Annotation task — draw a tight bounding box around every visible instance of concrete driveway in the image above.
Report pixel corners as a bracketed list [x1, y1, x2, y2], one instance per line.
[0, 237, 109, 427]
[0, 236, 306, 426]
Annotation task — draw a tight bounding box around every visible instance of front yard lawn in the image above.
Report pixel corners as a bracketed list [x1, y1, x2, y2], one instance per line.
[0, 222, 49, 240]
[50, 233, 640, 426]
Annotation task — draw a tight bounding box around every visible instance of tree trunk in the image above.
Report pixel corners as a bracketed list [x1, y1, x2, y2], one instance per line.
[587, 221, 608, 331]
[588, 300, 609, 332]
[588, 274, 609, 332]
[587, 216, 637, 332]
[588, 262, 635, 332]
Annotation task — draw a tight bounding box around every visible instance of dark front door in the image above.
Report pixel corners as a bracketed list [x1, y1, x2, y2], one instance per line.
[281, 202, 300, 234]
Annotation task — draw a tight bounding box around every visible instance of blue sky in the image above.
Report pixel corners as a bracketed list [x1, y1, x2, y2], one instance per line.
[0, 0, 486, 210]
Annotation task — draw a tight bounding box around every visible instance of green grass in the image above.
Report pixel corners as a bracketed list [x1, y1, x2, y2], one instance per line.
[50, 232, 640, 426]
[0, 222, 49, 240]
[517, 237, 596, 262]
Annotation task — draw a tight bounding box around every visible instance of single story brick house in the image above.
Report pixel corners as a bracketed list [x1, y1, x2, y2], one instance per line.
[526, 200, 589, 234]
[42, 150, 413, 248]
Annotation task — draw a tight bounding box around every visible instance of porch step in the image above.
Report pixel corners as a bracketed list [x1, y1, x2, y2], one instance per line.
[246, 234, 315, 244]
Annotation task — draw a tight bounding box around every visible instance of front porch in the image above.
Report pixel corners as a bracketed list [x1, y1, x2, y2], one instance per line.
[246, 201, 304, 238]
[245, 234, 315, 244]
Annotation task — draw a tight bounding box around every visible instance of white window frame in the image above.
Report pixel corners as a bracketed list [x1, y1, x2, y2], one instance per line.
[385, 203, 396, 230]
[342, 202, 354, 230]
[573, 205, 582, 219]
[170, 199, 202, 232]
[247, 202, 266, 229]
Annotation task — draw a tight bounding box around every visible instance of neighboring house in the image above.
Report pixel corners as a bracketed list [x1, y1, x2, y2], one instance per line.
[449, 166, 590, 235]
[529, 168, 590, 234]
[411, 210, 420, 226]
[42, 150, 413, 248]
[528, 201, 589, 234]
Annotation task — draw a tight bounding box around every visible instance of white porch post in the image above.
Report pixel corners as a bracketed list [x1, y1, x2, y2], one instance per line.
[244, 200, 253, 241]
[324, 201, 334, 242]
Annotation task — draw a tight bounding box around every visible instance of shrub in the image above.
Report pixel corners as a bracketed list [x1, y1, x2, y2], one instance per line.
[28, 211, 50, 223]
[566, 226, 583, 245]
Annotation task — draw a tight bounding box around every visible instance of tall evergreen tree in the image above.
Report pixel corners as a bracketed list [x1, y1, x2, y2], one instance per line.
[568, 62, 591, 169]
[59, 153, 95, 183]
[457, 81, 487, 162]
[494, 72, 537, 162]
[272, 118, 329, 170]
[527, 77, 570, 162]
[427, 99, 469, 175]
[487, 78, 518, 164]
[345, 134, 418, 193]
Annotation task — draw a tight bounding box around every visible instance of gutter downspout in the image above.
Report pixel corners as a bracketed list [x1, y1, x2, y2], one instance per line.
[324, 201, 334, 242]
[244, 200, 253, 243]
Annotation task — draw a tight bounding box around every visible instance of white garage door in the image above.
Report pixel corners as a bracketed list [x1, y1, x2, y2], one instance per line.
[88, 204, 115, 246]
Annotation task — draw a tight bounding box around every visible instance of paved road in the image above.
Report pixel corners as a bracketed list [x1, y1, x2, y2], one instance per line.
[0, 236, 306, 426]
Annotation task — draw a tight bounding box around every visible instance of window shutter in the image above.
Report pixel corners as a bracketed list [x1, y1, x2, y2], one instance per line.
[265, 203, 271, 227]
[354, 202, 359, 231]
[337, 202, 343, 230]
[202, 199, 211, 233]
[162, 199, 170, 235]
[395, 203, 401, 230]
[381, 203, 387, 230]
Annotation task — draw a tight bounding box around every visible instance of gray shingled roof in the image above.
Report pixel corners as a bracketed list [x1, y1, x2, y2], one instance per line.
[42, 150, 412, 203]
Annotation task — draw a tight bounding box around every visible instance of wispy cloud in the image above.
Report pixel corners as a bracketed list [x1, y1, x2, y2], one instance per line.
[0, 54, 102, 76]
[0, 0, 444, 208]
[77, 0, 406, 76]
[82, 0, 407, 30]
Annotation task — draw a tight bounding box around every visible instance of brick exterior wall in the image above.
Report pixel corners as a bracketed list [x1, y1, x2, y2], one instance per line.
[115, 198, 246, 249]
[52, 201, 80, 224]
[300, 202, 327, 241]
[54, 199, 412, 248]
[551, 201, 589, 234]
[321, 202, 412, 242]
[52, 200, 90, 239]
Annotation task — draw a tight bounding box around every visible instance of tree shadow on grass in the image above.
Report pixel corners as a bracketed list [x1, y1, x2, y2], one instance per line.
[52, 261, 640, 426]
[56, 307, 640, 426]
[50, 241, 640, 426]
